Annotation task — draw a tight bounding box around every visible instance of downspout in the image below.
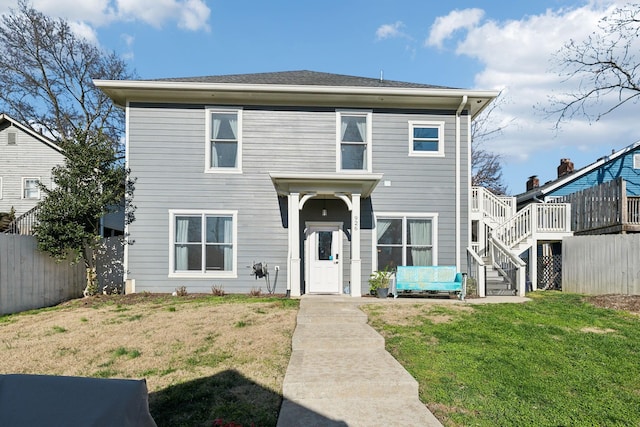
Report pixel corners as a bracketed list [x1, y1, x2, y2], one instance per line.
[455, 95, 467, 271]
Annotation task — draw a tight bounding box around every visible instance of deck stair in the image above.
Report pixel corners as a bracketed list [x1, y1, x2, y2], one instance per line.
[470, 187, 572, 296]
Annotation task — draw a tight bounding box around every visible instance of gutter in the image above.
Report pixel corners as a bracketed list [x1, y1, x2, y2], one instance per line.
[455, 95, 467, 271]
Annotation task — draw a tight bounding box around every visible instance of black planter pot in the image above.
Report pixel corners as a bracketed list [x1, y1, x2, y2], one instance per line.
[376, 287, 389, 298]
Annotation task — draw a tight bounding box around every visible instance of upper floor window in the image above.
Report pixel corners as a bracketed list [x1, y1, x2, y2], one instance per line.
[206, 109, 242, 172]
[634, 153, 640, 169]
[23, 177, 40, 199]
[409, 121, 444, 157]
[170, 210, 237, 278]
[337, 111, 372, 172]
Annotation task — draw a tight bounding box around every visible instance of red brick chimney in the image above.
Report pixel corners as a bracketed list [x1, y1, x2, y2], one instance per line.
[526, 175, 539, 191]
[557, 158, 574, 178]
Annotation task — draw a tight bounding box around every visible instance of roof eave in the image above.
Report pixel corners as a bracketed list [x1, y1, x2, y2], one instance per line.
[94, 79, 498, 115]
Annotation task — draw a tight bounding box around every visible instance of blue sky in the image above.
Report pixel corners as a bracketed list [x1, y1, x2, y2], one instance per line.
[0, 0, 637, 194]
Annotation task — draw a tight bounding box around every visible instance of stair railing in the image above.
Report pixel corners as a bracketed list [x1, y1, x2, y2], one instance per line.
[466, 246, 486, 297]
[472, 187, 516, 224]
[489, 235, 526, 296]
[3, 205, 40, 236]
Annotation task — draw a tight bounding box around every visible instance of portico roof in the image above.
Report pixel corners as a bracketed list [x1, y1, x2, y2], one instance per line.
[269, 172, 383, 198]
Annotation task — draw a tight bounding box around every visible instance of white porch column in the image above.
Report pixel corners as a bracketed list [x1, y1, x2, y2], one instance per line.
[288, 192, 301, 297]
[350, 193, 361, 297]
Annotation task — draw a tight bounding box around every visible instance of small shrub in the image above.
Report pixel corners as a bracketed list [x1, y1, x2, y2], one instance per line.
[174, 286, 188, 296]
[211, 284, 225, 296]
[167, 306, 176, 312]
[249, 287, 262, 297]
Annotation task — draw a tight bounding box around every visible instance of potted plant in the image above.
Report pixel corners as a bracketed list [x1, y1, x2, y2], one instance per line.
[369, 268, 392, 298]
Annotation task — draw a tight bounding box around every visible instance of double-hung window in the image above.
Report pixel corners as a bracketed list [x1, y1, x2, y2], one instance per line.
[337, 111, 372, 171]
[170, 210, 237, 277]
[206, 109, 242, 172]
[408, 121, 444, 157]
[375, 214, 437, 270]
[22, 177, 40, 199]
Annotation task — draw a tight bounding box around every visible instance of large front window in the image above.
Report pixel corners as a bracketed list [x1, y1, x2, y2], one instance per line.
[170, 211, 237, 277]
[337, 111, 371, 171]
[206, 109, 242, 172]
[375, 214, 436, 270]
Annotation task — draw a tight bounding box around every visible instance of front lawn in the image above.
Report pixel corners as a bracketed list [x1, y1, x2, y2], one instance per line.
[363, 292, 640, 426]
[0, 294, 298, 427]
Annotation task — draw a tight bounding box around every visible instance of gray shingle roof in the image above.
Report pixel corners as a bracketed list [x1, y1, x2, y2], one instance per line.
[152, 70, 456, 90]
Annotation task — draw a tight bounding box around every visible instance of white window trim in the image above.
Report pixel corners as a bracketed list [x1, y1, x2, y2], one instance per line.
[204, 108, 243, 174]
[336, 110, 373, 173]
[371, 212, 439, 271]
[408, 121, 445, 157]
[168, 209, 238, 278]
[22, 177, 41, 200]
[633, 153, 640, 169]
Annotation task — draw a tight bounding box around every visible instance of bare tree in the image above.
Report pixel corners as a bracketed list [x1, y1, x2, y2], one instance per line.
[0, 0, 135, 149]
[548, 3, 640, 126]
[471, 92, 509, 195]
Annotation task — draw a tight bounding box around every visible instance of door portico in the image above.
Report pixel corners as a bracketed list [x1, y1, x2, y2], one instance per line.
[270, 173, 382, 297]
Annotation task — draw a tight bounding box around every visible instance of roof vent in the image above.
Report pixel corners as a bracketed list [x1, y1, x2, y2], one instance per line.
[7, 130, 16, 145]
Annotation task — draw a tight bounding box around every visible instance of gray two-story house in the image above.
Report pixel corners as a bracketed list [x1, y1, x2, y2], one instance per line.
[95, 71, 497, 296]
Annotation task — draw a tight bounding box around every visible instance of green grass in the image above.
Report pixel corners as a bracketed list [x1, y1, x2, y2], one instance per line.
[365, 292, 640, 426]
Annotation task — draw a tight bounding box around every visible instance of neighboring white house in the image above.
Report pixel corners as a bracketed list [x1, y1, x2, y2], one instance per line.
[0, 113, 124, 236]
[95, 70, 498, 296]
[0, 113, 64, 218]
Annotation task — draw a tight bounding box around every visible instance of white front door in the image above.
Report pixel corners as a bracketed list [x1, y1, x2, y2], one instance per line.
[306, 224, 342, 294]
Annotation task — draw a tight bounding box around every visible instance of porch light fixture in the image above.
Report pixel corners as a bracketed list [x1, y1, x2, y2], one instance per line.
[322, 200, 327, 217]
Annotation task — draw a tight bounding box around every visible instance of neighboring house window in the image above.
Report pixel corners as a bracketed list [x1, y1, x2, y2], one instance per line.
[634, 153, 640, 169]
[22, 178, 40, 199]
[337, 111, 372, 171]
[374, 214, 437, 270]
[408, 121, 445, 157]
[7, 131, 16, 145]
[169, 210, 237, 277]
[206, 109, 242, 172]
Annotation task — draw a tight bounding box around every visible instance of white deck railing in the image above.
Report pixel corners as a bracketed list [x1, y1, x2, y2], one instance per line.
[493, 203, 571, 249]
[471, 187, 516, 223]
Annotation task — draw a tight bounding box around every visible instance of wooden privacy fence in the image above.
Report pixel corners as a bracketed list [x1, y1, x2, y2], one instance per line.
[563, 235, 640, 295]
[0, 235, 124, 315]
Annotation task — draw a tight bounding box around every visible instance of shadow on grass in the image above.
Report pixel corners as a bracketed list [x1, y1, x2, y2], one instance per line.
[149, 369, 347, 427]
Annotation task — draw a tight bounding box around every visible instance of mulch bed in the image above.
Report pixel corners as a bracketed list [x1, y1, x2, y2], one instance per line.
[585, 294, 640, 315]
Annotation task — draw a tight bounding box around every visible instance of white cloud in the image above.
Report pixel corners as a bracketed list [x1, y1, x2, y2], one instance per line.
[0, 0, 210, 31]
[426, 8, 484, 48]
[430, 2, 640, 191]
[376, 21, 406, 40]
[68, 21, 100, 45]
[115, 0, 210, 31]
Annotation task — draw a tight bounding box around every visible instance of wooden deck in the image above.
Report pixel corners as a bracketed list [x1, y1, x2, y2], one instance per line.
[561, 178, 640, 235]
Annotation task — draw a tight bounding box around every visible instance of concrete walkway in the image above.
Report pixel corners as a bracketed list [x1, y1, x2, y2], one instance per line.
[276, 296, 444, 426]
[277, 295, 529, 426]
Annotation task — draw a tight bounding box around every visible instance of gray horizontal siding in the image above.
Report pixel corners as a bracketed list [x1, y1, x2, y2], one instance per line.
[126, 105, 471, 293]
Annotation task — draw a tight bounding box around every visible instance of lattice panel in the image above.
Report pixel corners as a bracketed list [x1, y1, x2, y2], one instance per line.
[538, 254, 562, 290]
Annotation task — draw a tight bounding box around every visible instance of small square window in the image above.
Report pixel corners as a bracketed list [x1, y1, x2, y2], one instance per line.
[409, 121, 445, 157]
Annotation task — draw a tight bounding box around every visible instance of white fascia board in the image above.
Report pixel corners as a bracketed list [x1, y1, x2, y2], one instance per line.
[94, 79, 499, 114]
